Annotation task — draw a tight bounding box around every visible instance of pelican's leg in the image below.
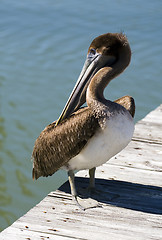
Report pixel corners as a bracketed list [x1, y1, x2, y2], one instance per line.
[89, 167, 103, 196]
[68, 170, 85, 210]
[89, 168, 119, 201]
[88, 167, 96, 192]
[68, 170, 77, 197]
[68, 169, 101, 210]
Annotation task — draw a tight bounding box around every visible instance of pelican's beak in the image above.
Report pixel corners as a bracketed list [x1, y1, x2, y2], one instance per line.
[56, 50, 115, 125]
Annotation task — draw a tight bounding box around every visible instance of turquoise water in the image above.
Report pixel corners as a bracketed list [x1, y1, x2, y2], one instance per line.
[0, 0, 162, 231]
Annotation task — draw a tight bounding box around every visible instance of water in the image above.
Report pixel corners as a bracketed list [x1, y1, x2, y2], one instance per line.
[0, 0, 162, 231]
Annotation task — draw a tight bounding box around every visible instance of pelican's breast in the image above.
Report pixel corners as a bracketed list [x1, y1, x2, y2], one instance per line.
[66, 111, 134, 171]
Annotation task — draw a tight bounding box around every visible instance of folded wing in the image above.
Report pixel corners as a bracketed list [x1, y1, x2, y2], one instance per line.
[32, 107, 99, 179]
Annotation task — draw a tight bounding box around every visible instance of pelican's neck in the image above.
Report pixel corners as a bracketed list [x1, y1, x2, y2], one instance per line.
[86, 43, 131, 109]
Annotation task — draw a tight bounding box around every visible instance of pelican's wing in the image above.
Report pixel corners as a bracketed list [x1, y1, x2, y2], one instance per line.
[115, 95, 135, 118]
[32, 108, 99, 179]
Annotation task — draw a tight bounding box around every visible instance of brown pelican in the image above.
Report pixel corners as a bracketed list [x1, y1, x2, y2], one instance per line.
[32, 33, 135, 209]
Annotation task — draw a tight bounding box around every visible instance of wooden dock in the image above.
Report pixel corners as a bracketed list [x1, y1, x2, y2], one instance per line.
[1, 105, 162, 240]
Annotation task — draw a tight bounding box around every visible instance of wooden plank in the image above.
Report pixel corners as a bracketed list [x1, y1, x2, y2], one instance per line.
[133, 104, 162, 144]
[0, 105, 162, 240]
[108, 140, 162, 172]
[1, 181, 162, 240]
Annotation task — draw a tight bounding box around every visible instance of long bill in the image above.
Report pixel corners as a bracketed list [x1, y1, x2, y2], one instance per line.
[55, 51, 102, 126]
[55, 50, 116, 126]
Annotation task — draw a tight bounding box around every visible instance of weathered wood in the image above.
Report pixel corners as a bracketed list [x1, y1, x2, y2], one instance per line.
[0, 105, 162, 240]
[133, 104, 162, 144]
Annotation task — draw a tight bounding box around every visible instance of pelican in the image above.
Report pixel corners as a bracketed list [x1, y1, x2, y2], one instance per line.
[32, 33, 135, 209]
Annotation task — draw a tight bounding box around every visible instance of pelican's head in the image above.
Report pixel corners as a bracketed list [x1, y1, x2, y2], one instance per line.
[56, 33, 131, 125]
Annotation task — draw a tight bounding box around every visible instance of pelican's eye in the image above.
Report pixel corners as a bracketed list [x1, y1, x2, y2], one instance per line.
[89, 48, 96, 55]
[88, 48, 97, 60]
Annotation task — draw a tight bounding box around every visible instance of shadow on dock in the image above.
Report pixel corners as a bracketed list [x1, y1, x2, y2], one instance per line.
[59, 177, 162, 215]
